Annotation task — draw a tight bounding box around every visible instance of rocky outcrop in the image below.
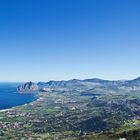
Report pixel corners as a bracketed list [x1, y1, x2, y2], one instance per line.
[17, 81, 38, 93]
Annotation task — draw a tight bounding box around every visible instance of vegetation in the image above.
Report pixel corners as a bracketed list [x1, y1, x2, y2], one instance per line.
[2, 78, 140, 139]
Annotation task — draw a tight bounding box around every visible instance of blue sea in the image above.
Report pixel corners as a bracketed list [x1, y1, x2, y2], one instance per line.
[0, 83, 37, 110]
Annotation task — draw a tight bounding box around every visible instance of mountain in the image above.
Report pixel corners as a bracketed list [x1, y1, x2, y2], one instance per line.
[17, 81, 38, 92]
[17, 77, 140, 93]
[126, 77, 140, 86]
[38, 79, 82, 87]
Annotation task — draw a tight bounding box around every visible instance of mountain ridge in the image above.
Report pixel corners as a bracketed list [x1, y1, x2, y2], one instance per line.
[17, 77, 140, 93]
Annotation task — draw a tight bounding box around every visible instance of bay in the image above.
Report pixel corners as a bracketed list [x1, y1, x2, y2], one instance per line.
[0, 83, 37, 110]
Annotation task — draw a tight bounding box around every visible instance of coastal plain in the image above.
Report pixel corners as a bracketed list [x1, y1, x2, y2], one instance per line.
[1, 78, 140, 139]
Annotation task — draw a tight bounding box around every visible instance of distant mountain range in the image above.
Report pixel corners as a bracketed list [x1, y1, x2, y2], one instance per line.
[17, 77, 140, 94]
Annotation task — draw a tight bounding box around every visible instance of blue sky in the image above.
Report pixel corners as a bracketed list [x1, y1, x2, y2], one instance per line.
[0, 0, 140, 82]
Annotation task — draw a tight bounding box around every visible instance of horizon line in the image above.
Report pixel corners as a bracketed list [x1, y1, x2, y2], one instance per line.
[0, 76, 139, 83]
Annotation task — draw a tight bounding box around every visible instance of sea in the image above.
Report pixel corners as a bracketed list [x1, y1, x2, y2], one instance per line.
[0, 83, 37, 110]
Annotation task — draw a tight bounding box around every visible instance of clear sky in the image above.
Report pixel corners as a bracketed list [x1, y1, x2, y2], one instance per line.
[0, 0, 140, 82]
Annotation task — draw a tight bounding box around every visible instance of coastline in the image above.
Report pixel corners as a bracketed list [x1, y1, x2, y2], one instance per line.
[0, 108, 14, 112]
[0, 93, 41, 113]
